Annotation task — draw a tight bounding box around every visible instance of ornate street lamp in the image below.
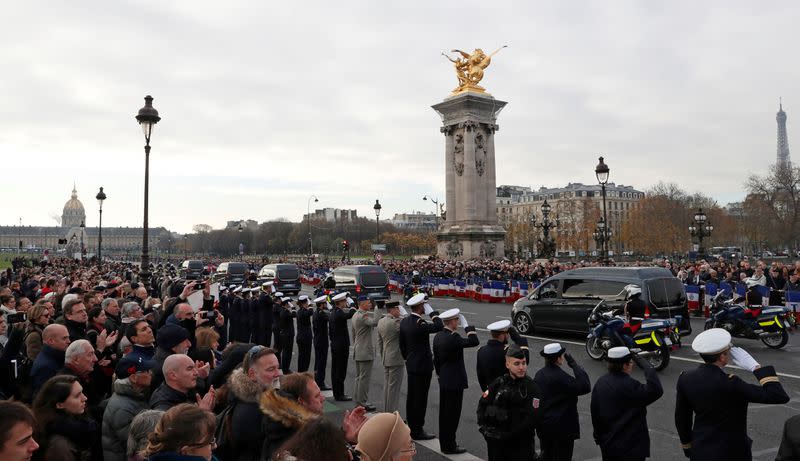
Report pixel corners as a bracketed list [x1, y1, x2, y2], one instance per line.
[595, 156, 610, 265]
[95, 187, 106, 264]
[135, 95, 161, 286]
[373, 199, 382, 242]
[423, 195, 440, 231]
[308, 195, 319, 256]
[79, 221, 86, 262]
[238, 222, 244, 261]
[532, 199, 559, 258]
[689, 208, 713, 259]
[593, 217, 613, 262]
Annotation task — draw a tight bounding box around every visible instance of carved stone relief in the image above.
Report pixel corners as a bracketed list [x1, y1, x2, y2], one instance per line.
[446, 241, 464, 259]
[453, 133, 464, 176]
[475, 131, 487, 177]
[479, 240, 497, 258]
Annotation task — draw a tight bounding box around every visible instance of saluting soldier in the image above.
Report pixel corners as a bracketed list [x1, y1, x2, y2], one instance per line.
[278, 296, 297, 374]
[377, 300, 405, 413]
[329, 292, 356, 401]
[476, 319, 529, 391]
[432, 308, 479, 454]
[591, 347, 663, 461]
[351, 296, 379, 411]
[271, 291, 284, 356]
[312, 295, 331, 390]
[534, 343, 591, 461]
[675, 328, 789, 461]
[295, 295, 314, 373]
[399, 293, 443, 440]
[256, 282, 275, 347]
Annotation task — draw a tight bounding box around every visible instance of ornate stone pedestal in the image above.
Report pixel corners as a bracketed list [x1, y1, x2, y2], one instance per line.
[432, 92, 507, 259]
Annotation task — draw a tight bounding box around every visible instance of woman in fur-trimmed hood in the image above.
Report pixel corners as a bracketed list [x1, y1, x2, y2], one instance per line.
[258, 372, 322, 461]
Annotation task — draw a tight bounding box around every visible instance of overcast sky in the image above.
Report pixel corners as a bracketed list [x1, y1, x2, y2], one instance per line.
[2, 1, 798, 234]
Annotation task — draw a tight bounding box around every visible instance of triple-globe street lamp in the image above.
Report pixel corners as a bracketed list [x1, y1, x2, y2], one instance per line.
[689, 208, 713, 259]
[532, 199, 559, 258]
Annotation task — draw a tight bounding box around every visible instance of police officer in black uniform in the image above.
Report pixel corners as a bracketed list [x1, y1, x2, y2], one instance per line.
[329, 292, 356, 401]
[323, 272, 336, 290]
[476, 319, 529, 392]
[675, 328, 789, 461]
[591, 346, 663, 461]
[295, 295, 313, 372]
[623, 284, 647, 320]
[477, 343, 541, 461]
[433, 308, 479, 454]
[399, 293, 443, 440]
[533, 343, 591, 461]
[257, 282, 274, 346]
[271, 291, 283, 356]
[278, 296, 297, 374]
[312, 295, 331, 390]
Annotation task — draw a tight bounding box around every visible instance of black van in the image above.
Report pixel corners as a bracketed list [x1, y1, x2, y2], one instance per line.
[333, 265, 391, 301]
[511, 267, 689, 335]
[180, 260, 205, 280]
[213, 262, 248, 285]
[258, 264, 301, 295]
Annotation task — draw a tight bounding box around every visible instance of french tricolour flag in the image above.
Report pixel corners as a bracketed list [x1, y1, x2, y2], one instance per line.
[786, 290, 800, 321]
[757, 285, 771, 306]
[455, 281, 466, 298]
[704, 283, 717, 307]
[519, 281, 530, 298]
[686, 284, 700, 312]
[438, 278, 452, 297]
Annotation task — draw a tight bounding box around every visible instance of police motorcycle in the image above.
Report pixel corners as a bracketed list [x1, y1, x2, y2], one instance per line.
[585, 299, 681, 371]
[705, 290, 795, 349]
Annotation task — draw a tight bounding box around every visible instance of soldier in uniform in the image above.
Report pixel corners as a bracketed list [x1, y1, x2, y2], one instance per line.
[533, 343, 591, 461]
[476, 319, 529, 391]
[278, 296, 296, 374]
[377, 300, 405, 413]
[399, 293, 443, 440]
[351, 296, 379, 411]
[432, 308, 479, 454]
[229, 285, 243, 343]
[591, 347, 663, 461]
[477, 343, 541, 461]
[312, 295, 331, 390]
[257, 282, 274, 347]
[271, 291, 283, 356]
[329, 292, 356, 401]
[675, 328, 789, 460]
[295, 295, 313, 373]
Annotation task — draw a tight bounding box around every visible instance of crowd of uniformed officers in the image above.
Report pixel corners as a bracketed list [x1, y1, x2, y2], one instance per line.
[218, 282, 794, 461]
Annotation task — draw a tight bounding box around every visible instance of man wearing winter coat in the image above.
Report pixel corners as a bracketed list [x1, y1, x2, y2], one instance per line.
[101, 356, 154, 461]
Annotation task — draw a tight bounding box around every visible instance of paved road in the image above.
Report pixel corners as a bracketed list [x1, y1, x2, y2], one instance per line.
[290, 287, 800, 461]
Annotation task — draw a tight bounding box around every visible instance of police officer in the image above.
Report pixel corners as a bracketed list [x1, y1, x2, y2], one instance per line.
[377, 300, 405, 413]
[399, 293, 443, 440]
[312, 295, 331, 390]
[278, 296, 296, 374]
[476, 319, 529, 391]
[351, 296, 379, 411]
[323, 272, 336, 291]
[329, 292, 356, 401]
[257, 282, 274, 347]
[590, 347, 663, 461]
[295, 295, 313, 373]
[271, 291, 283, 356]
[433, 308, 479, 454]
[477, 343, 541, 461]
[533, 343, 591, 461]
[623, 284, 647, 320]
[675, 328, 789, 460]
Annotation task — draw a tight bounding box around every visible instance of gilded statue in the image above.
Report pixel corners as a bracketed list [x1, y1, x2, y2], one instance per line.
[442, 46, 507, 95]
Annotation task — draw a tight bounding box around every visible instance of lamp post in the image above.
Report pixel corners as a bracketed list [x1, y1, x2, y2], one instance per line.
[532, 199, 559, 258]
[689, 208, 713, 259]
[373, 199, 382, 242]
[592, 218, 613, 263]
[423, 195, 440, 231]
[79, 221, 85, 262]
[307, 195, 319, 256]
[135, 95, 161, 286]
[595, 156, 610, 265]
[238, 222, 244, 261]
[183, 235, 188, 260]
[17, 217, 22, 255]
[95, 187, 106, 264]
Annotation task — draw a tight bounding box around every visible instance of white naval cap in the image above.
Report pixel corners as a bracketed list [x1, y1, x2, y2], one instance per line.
[229, 284, 238, 290]
[487, 319, 511, 331]
[298, 295, 309, 302]
[241, 287, 251, 293]
[262, 281, 274, 287]
[274, 292, 284, 298]
[691, 328, 731, 355]
[607, 346, 632, 362]
[407, 293, 426, 307]
[313, 295, 328, 304]
[540, 343, 564, 357]
[281, 297, 291, 303]
[331, 292, 348, 302]
[219, 285, 228, 292]
[439, 308, 460, 320]
[232, 286, 242, 293]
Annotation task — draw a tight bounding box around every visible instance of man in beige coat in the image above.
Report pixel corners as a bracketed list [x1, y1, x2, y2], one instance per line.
[377, 300, 405, 413]
[351, 297, 380, 411]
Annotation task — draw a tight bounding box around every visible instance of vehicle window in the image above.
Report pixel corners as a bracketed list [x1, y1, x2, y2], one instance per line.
[647, 278, 686, 308]
[188, 261, 203, 270]
[334, 272, 356, 284]
[538, 281, 559, 299]
[562, 279, 627, 299]
[277, 267, 300, 280]
[361, 272, 388, 287]
[228, 263, 247, 274]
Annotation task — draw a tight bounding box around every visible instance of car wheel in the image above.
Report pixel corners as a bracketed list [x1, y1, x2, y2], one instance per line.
[514, 312, 534, 335]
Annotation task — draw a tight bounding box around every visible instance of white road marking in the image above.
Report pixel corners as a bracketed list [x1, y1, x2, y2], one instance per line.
[415, 437, 483, 461]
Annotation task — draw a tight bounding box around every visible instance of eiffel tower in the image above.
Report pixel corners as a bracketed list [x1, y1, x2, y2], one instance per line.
[777, 98, 791, 168]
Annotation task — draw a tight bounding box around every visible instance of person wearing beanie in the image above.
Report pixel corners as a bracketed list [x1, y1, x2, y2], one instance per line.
[355, 411, 415, 461]
[149, 323, 191, 391]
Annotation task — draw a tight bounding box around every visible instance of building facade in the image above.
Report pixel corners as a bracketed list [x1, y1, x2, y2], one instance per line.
[497, 182, 644, 257]
[305, 208, 358, 223]
[388, 212, 438, 232]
